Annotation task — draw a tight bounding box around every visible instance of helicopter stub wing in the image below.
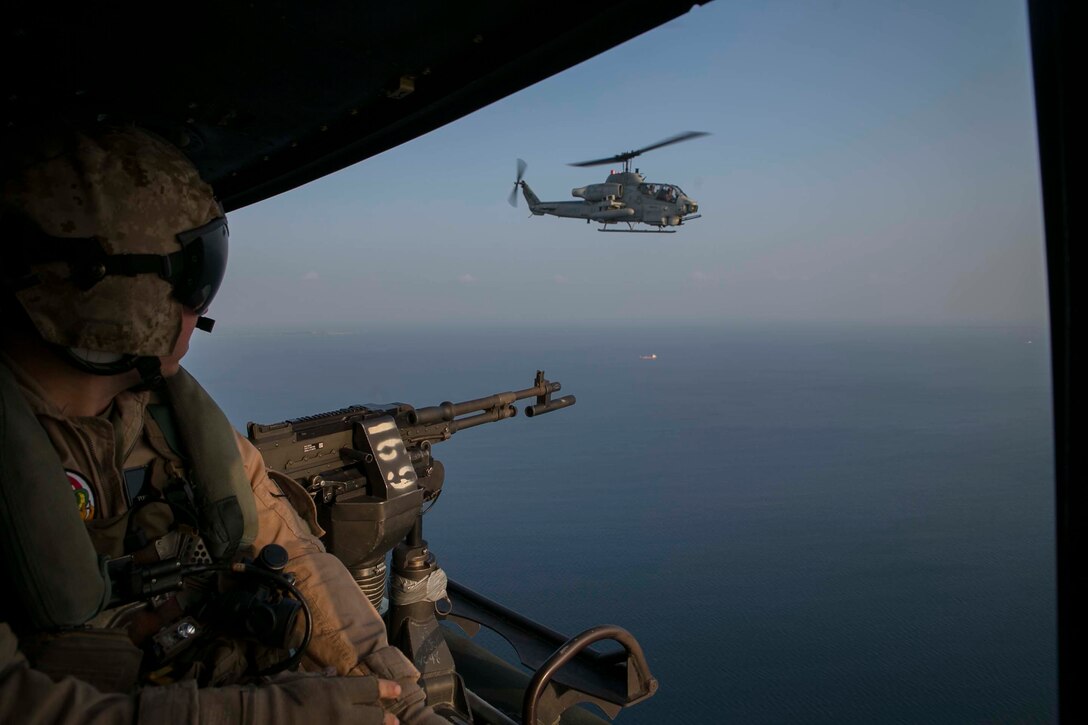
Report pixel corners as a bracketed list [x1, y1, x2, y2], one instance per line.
[523, 197, 633, 221]
[589, 208, 636, 221]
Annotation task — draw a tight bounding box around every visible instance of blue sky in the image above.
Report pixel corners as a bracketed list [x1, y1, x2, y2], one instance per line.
[216, 0, 1045, 330]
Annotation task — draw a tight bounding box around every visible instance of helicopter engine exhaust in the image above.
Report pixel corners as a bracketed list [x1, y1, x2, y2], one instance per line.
[571, 183, 623, 201]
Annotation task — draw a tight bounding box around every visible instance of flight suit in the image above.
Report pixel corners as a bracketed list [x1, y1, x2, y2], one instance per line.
[0, 353, 445, 724]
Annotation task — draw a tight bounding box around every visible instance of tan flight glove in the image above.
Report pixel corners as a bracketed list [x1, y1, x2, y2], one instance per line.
[361, 648, 451, 725]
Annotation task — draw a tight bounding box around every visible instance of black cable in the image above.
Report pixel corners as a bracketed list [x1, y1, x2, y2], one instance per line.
[421, 488, 442, 515]
[179, 562, 314, 676]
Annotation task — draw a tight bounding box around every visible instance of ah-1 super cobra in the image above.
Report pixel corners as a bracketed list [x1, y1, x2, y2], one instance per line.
[509, 131, 707, 233]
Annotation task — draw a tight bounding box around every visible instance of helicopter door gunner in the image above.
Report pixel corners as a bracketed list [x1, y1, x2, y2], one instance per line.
[0, 125, 447, 724]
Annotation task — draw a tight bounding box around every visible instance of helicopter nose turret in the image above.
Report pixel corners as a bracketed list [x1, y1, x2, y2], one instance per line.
[674, 192, 697, 215]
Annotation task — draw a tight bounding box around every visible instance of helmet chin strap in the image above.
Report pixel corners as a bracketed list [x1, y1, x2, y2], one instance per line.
[61, 347, 164, 389]
[132, 356, 165, 390]
[62, 347, 138, 376]
[134, 317, 215, 388]
[59, 315, 215, 387]
[131, 317, 215, 388]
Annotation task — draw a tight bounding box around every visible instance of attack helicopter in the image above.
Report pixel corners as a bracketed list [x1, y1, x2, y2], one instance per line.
[509, 131, 707, 233]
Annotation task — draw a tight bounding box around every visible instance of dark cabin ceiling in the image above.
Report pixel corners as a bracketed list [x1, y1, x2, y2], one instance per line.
[5, 1, 705, 211]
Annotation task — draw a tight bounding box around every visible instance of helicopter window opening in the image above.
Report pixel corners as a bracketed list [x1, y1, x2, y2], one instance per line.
[648, 184, 677, 202]
[636, 183, 680, 202]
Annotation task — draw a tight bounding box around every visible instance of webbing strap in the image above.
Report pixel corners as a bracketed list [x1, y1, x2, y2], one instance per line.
[0, 360, 110, 628]
[163, 368, 257, 559]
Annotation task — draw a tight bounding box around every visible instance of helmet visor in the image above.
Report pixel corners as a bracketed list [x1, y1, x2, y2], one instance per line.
[10, 214, 229, 316]
[170, 216, 229, 314]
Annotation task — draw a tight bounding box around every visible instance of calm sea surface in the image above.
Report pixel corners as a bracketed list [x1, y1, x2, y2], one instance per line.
[185, 322, 1057, 724]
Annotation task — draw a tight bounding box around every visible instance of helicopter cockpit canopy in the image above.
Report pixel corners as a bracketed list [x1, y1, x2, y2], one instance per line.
[639, 183, 683, 202]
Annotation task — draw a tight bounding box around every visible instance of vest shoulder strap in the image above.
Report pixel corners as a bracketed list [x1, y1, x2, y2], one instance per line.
[0, 360, 110, 629]
[163, 367, 257, 559]
[146, 402, 183, 458]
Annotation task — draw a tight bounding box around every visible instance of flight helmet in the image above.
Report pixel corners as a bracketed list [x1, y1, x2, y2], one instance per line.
[1, 125, 227, 378]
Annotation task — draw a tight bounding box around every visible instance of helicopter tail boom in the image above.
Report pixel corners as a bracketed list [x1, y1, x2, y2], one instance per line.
[520, 181, 542, 211]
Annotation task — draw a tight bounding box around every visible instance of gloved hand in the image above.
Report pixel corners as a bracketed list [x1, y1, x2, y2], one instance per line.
[361, 648, 451, 725]
[137, 671, 403, 724]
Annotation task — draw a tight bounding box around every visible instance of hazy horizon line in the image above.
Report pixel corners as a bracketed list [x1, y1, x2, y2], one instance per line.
[207, 318, 1052, 337]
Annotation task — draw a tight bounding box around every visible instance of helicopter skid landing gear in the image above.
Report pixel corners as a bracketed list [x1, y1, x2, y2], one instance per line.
[597, 224, 676, 233]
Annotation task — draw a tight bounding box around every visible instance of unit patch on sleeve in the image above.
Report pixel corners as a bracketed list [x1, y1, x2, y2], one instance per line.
[66, 470, 96, 521]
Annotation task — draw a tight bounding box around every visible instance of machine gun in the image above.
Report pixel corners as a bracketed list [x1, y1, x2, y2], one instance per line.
[249, 370, 574, 505]
[246, 372, 657, 724]
[247, 371, 574, 614]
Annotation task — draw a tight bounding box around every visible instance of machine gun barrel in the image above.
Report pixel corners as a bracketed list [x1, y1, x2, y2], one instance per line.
[408, 372, 563, 426]
[443, 404, 518, 433]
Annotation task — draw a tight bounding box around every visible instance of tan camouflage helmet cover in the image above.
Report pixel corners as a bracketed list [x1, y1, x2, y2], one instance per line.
[2, 126, 222, 357]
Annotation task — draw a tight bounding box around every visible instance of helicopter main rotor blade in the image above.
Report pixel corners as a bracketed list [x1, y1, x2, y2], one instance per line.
[636, 130, 710, 155]
[569, 131, 710, 168]
[568, 154, 626, 169]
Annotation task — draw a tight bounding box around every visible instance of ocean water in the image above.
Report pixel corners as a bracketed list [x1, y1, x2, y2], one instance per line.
[184, 322, 1057, 724]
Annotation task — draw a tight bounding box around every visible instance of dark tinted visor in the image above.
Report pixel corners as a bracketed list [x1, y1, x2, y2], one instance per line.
[10, 214, 229, 315]
[169, 217, 229, 314]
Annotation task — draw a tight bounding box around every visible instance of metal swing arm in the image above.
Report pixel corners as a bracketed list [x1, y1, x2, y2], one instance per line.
[444, 579, 657, 724]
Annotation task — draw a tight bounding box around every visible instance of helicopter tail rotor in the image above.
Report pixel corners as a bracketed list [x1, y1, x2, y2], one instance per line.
[508, 158, 528, 207]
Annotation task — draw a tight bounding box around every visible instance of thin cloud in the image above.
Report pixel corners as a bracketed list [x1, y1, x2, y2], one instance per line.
[458, 273, 478, 285]
[302, 270, 320, 281]
[553, 274, 569, 285]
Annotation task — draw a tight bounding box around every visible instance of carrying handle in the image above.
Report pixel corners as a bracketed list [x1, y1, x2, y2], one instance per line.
[522, 624, 658, 725]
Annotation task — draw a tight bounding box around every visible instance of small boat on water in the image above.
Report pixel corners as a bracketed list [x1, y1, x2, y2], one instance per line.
[639, 353, 658, 360]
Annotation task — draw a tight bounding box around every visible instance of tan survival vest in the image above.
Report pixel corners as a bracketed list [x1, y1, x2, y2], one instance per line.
[0, 361, 258, 634]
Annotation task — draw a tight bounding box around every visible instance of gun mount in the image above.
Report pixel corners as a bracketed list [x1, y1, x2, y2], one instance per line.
[246, 372, 655, 724]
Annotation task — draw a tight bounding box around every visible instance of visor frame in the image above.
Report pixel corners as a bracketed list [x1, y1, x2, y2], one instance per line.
[6, 214, 229, 317]
[169, 216, 229, 315]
